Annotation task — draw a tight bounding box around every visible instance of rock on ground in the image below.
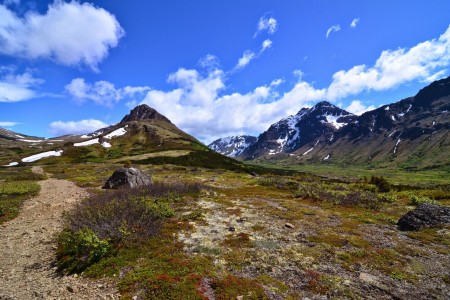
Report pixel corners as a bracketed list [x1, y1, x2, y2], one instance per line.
[397, 203, 450, 231]
[102, 167, 151, 189]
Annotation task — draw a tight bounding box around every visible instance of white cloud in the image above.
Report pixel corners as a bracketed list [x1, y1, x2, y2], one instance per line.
[326, 24, 341, 38]
[199, 54, 220, 70]
[345, 100, 376, 115]
[65, 78, 150, 107]
[327, 25, 450, 99]
[235, 50, 256, 70]
[0, 67, 43, 102]
[138, 68, 324, 143]
[0, 1, 124, 70]
[261, 39, 272, 52]
[254, 15, 278, 37]
[48, 119, 108, 136]
[63, 25, 450, 143]
[350, 18, 360, 28]
[0, 121, 19, 127]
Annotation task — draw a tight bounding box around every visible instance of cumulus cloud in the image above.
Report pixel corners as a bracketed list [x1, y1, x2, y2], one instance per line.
[65, 78, 150, 107]
[326, 24, 341, 38]
[0, 121, 19, 127]
[345, 100, 376, 115]
[0, 1, 124, 70]
[254, 15, 278, 37]
[138, 68, 324, 142]
[326, 25, 450, 99]
[48, 119, 108, 136]
[350, 18, 360, 28]
[0, 67, 43, 102]
[63, 25, 450, 143]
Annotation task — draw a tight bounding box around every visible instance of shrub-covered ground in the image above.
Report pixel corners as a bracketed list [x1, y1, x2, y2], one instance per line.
[0, 167, 45, 223]
[44, 163, 450, 299]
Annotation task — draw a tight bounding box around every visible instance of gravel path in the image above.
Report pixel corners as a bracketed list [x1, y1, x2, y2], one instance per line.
[0, 167, 119, 300]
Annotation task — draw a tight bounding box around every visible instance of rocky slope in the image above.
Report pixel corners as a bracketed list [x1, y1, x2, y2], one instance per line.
[240, 101, 355, 159]
[204, 77, 449, 169]
[1, 105, 244, 170]
[208, 135, 257, 157]
[287, 77, 450, 168]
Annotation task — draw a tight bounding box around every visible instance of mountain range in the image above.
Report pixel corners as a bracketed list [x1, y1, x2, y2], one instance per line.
[209, 76, 450, 169]
[1, 77, 449, 170]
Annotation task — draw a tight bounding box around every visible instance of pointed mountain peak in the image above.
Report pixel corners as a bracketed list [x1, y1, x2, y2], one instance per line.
[313, 101, 334, 109]
[120, 104, 172, 124]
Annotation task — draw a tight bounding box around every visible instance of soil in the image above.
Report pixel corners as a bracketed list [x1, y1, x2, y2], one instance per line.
[0, 166, 119, 300]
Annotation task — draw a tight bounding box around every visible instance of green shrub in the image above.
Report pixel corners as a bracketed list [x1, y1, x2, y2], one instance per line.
[409, 194, 436, 206]
[57, 228, 111, 274]
[296, 182, 380, 209]
[378, 193, 398, 203]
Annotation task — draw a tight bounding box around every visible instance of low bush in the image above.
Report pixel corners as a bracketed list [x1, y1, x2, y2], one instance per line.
[408, 194, 436, 206]
[57, 228, 111, 274]
[369, 176, 391, 193]
[296, 182, 380, 209]
[57, 181, 203, 273]
[378, 193, 398, 203]
[257, 176, 298, 190]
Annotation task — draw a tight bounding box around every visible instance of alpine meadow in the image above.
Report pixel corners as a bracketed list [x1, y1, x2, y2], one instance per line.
[0, 1, 449, 300]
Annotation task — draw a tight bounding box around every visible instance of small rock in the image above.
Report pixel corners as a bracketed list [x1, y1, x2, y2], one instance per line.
[236, 296, 243, 300]
[285, 223, 294, 229]
[228, 226, 235, 232]
[236, 218, 245, 223]
[66, 285, 76, 293]
[359, 272, 378, 284]
[132, 296, 138, 300]
[97, 284, 104, 289]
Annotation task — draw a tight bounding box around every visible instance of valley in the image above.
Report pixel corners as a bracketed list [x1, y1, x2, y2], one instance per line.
[0, 80, 449, 300]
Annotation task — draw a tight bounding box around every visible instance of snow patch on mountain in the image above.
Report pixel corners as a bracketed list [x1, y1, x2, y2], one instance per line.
[22, 150, 63, 163]
[208, 135, 257, 157]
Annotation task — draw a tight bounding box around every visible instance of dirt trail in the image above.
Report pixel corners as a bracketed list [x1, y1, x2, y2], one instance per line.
[0, 166, 119, 300]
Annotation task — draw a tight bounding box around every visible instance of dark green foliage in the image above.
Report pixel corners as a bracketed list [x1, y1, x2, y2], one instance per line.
[57, 228, 111, 274]
[369, 176, 391, 192]
[136, 149, 298, 176]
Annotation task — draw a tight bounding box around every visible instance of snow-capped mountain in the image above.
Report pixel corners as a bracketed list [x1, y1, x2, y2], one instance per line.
[240, 101, 355, 159]
[238, 76, 450, 169]
[208, 135, 257, 157]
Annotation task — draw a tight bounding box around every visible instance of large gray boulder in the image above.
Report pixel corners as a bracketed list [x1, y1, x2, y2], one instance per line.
[397, 203, 450, 231]
[102, 167, 152, 189]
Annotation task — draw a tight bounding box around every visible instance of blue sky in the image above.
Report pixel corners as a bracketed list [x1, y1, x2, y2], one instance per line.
[1, 0, 450, 143]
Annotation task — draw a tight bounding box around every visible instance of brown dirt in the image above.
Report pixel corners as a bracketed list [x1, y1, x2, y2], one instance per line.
[0, 166, 119, 300]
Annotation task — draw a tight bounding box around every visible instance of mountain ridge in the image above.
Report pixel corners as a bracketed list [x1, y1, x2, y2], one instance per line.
[209, 77, 450, 169]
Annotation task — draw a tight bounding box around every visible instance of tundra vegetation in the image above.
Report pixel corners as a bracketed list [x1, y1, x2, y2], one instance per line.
[35, 161, 449, 299]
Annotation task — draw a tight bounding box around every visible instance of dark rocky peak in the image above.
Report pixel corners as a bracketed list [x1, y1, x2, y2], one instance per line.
[414, 76, 450, 108]
[309, 101, 353, 117]
[121, 104, 172, 124]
